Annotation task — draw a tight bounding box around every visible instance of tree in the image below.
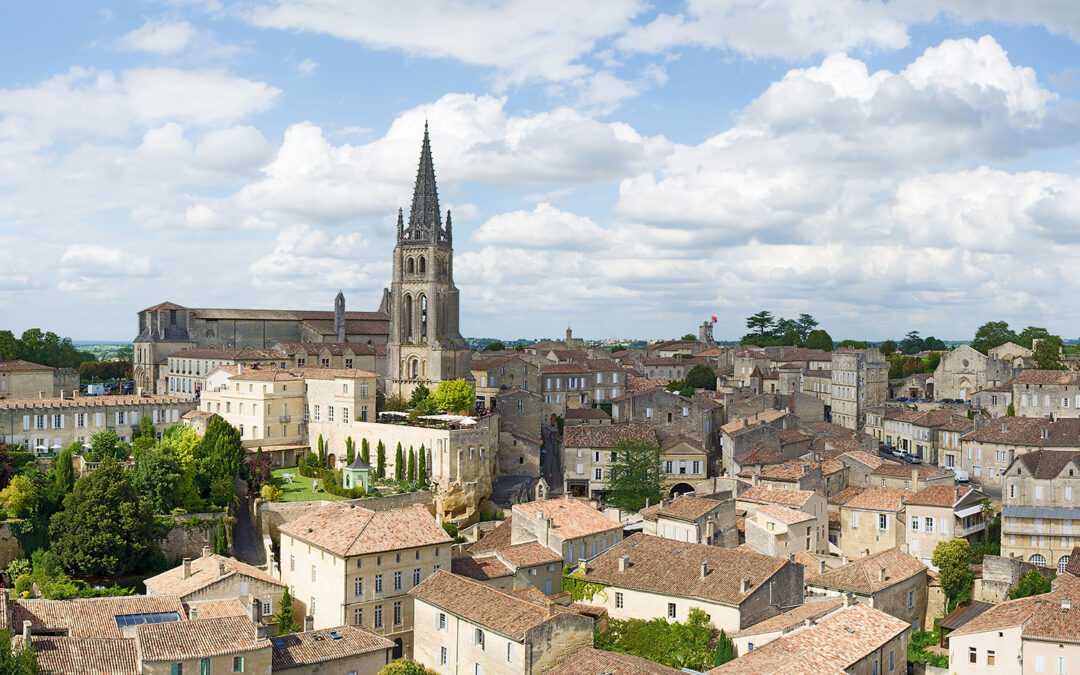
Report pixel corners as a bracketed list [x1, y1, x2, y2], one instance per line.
[407, 447, 416, 482]
[594, 608, 714, 670]
[130, 448, 183, 514]
[1009, 568, 1053, 599]
[273, 586, 302, 634]
[1007, 402, 1016, 416]
[248, 449, 273, 492]
[160, 425, 199, 469]
[376, 441, 386, 479]
[804, 329, 834, 351]
[606, 439, 664, 512]
[261, 483, 284, 502]
[972, 321, 1018, 354]
[0, 330, 17, 360]
[193, 417, 244, 498]
[683, 364, 717, 391]
[51, 444, 75, 495]
[795, 313, 819, 342]
[836, 339, 868, 349]
[680, 333, 696, 341]
[417, 445, 426, 484]
[923, 336, 946, 351]
[138, 414, 156, 441]
[932, 538, 974, 613]
[360, 438, 370, 465]
[433, 379, 475, 413]
[409, 383, 431, 408]
[394, 443, 404, 480]
[49, 457, 161, 577]
[1018, 326, 1062, 350]
[379, 660, 439, 675]
[714, 629, 735, 667]
[317, 434, 326, 467]
[483, 341, 506, 351]
[926, 352, 942, 372]
[87, 429, 121, 462]
[0, 628, 39, 673]
[980, 499, 996, 544]
[900, 331, 924, 355]
[745, 311, 775, 337]
[346, 437, 355, 465]
[880, 339, 897, 357]
[1033, 340, 1063, 369]
[0, 474, 41, 518]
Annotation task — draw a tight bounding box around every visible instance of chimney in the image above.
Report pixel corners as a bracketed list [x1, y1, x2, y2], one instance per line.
[250, 597, 262, 625]
[21, 620, 30, 644]
[743, 418, 748, 428]
[843, 592, 854, 608]
[878, 568, 887, 582]
[202, 546, 210, 558]
[1001, 420, 1007, 433]
[841, 554, 849, 564]
[803, 617, 813, 628]
[218, 562, 226, 577]
[700, 560, 708, 579]
[189, 606, 198, 620]
[182, 558, 192, 579]
[1064, 597, 1072, 612]
[802, 463, 810, 475]
[863, 549, 870, 557]
[751, 473, 759, 486]
[237, 362, 243, 375]
[619, 555, 629, 572]
[912, 468, 919, 486]
[536, 515, 551, 546]
[787, 553, 795, 562]
[304, 615, 314, 632]
[818, 560, 827, 575]
[741, 577, 752, 594]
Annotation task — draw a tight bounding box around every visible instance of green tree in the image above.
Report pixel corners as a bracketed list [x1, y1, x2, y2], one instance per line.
[317, 435, 326, 467]
[932, 538, 974, 613]
[0, 330, 18, 361]
[900, 331, 924, 354]
[683, 364, 717, 391]
[138, 414, 156, 440]
[714, 629, 735, 667]
[407, 447, 416, 482]
[273, 586, 302, 634]
[836, 339, 868, 349]
[745, 310, 775, 337]
[1033, 340, 1063, 369]
[0, 474, 41, 518]
[981, 499, 996, 544]
[417, 445, 426, 484]
[88, 429, 121, 462]
[49, 457, 161, 577]
[376, 440, 386, 479]
[360, 438, 370, 465]
[1009, 568, 1053, 599]
[0, 627, 39, 673]
[394, 443, 404, 480]
[379, 659, 439, 675]
[926, 352, 942, 372]
[130, 448, 183, 514]
[924, 336, 946, 351]
[972, 321, 1018, 354]
[804, 329, 834, 351]
[795, 313, 818, 342]
[483, 341, 506, 352]
[594, 608, 714, 670]
[160, 425, 199, 469]
[680, 333, 696, 341]
[606, 439, 664, 512]
[346, 437, 355, 465]
[193, 417, 244, 498]
[409, 383, 431, 408]
[51, 444, 75, 495]
[1018, 326, 1062, 350]
[880, 339, 897, 357]
[433, 379, 476, 413]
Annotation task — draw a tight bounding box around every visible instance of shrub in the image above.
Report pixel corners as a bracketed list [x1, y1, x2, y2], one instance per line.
[13, 574, 31, 597]
[261, 484, 284, 502]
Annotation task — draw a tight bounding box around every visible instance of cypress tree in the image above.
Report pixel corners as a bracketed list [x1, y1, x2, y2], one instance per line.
[417, 444, 426, 485]
[360, 438, 370, 465]
[407, 447, 416, 482]
[317, 434, 325, 467]
[376, 441, 386, 478]
[714, 630, 735, 666]
[273, 587, 301, 634]
[346, 437, 355, 465]
[395, 443, 404, 480]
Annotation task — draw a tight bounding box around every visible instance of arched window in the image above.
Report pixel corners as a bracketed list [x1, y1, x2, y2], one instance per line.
[406, 258, 414, 274]
[411, 359, 419, 379]
[418, 256, 426, 274]
[1030, 553, 1048, 567]
[403, 295, 413, 340]
[420, 295, 428, 339]
[1059, 555, 1071, 574]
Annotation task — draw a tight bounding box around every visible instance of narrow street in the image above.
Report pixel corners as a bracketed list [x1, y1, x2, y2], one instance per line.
[230, 477, 265, 566]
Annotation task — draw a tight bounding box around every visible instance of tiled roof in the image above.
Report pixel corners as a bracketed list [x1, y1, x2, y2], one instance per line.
[828, 487, 865, 506]
[278, 503, 452, 557]
[806, 547, 926, 595]
[451, 556, 513, 581]
[182, 598, 248, 620]
[752, 463, 817, 482]
[658, 433, 704, 453]
[564, 408, 612, 420]
[841, 488, 913, 512]
[737, 486, 816, 508]
[1015, 450, 1080, 479]
[563, 423, 657, 449]
[137, 616, 268, 662]
[949, 594, 1045, 637]
[496, 541, 564, 568]
[707, 603, 909, 675]
[271, 625, 394, 670]
[821, 459, 845, 475]
[1008, 370, 1080, 385]
[733, 598, 845, 637]
[580, 534, 789, 607]
[512, 499, 622, 540]
[777, 348, 833, 363]
[962, 418, 1080, 447]
[144, 554, 283, 597]
[0, 394, 192, 411]
[1065, 546, 1080, 577]
[11, 595, 187, 639]
[549, 647, 683, 675]
[871, 463, 950, 479]
[21, 636, 137, 675]
[734, 444, 785, 466]
[469, 355, 517, 371]
[626, 375, 670, 394]
[229, 366, 377, 381]
[410, 571, 570, 639]
[640, 495, 726, 523]
[779, 429, 809, 444]
[754, 503, 814, 525]
[838, 451, 885, 469]
[167, 347, 285, 361]
[722, 410, 788, 436]
[904, 484, 974, 508]
[272, 342, 375, 356]
[0, 360, 52, 372]
[465, 517, 514, 555]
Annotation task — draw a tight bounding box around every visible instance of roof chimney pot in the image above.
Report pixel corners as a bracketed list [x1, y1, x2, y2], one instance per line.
[182, 558, 192, 579]
[741, 577, 752, 594]
[879, 568, 887, 582]
[700, 560, 708, 579]
[618, 555, 629, 572]
[22, 620, 30, 644]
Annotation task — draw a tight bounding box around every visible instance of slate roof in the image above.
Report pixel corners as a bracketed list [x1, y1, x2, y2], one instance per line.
[144, 554, 283, 598]
[579, 534, 790, 607]
[278, 503, 451, 557]
[806, 547, 926, 595]
[549, 647, 683, 675]
[563, 423, 657, 449]
[271, 625, 394, 670]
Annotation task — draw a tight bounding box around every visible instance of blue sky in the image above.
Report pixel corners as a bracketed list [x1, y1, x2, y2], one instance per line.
[3, 1, 1080, 342]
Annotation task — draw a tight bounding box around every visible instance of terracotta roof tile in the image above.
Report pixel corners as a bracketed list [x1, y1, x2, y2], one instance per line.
[136, 615, 269, 662]
[22, 636, 137, 675]
[737, 486, 815, 508]
[563, 423, 657, 449]
[904, 484, 974, 508]
[495, 541, 564, 568]
[754, 503, 814, 525]
[733, 598, 845, 637]
[271, 625, 394, 670]
[144, 554, 283, 597]
[841, 488, 913, 512]
[465, 517, 514, 555]
[512, 499, 622, 540]
[278, 503, 452, 557]
[963, 418, 1080, 447]
[550, 647, 683, 675]
[450, 556, 513, 581]
[641, 495, 727, 523]
[0, 360, 53, 372]
[806, 548, 926, 595]
[828, 487, 865, 506]
[734, 444, 785, 466]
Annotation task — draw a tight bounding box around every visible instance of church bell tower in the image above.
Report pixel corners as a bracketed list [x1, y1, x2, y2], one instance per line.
[385, 124, 473, 398]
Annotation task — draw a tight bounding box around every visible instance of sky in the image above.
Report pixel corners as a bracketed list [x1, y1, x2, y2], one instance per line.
[3, 1, 1080, 343]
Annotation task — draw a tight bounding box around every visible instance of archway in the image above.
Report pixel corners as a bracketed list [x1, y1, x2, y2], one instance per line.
[418, 256, 426, 274]
[327, 453, 336, 470]
[420, 295, 428, 339]
[1059, 555, 1071, 574]
[670, 483, 694, 497]
[393, 638, 403, 659]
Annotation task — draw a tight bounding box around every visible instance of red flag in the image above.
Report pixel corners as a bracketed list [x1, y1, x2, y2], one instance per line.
[711, 316, 717, 323]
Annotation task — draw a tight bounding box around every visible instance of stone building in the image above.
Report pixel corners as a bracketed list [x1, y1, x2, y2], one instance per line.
[830, 348, 888, 431]
[903, 484, 989, 567]
[805, 547, 928, 631]
[164, 347, 287, 396]
[278, 502, 453, 658]
[510, 497, 623, 566]
[864, 407, 973, 464]
[144, 551, 286, 623]
[0, 360, 77, 399]
[562, 422, 657, 498]
[957, 417, 1080, 484]
[471, 354, 540, 411]
[539, 360, 623, 422]
[744, 502, 822, 558]
[838, 488, 913, 560]
[639, 493, 738, 547]
[610, 387, 723, 455]
[932, 344, 1014, 402]
[385, 126, 473, 399]
[1001, 449, 1080, 572]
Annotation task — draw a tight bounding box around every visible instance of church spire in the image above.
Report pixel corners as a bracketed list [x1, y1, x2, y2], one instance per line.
[406, 121, 442, 242]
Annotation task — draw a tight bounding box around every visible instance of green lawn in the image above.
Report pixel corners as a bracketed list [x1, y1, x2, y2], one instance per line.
[270, 468, 349, 503]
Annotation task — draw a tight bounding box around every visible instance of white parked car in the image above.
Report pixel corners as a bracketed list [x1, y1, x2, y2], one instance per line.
[952, 468, 969, 483]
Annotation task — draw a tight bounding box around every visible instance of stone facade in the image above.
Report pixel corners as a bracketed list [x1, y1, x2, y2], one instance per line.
[1001, 450, 1080, 571]
[932, 344, 1014, 402]
[830, 348, 888, 431]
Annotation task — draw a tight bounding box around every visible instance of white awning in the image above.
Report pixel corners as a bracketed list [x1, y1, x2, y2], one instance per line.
[955, 504, 985, 519]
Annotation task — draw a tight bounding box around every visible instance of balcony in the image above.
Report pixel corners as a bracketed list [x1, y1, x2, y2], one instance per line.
[955, 521, 988, 538]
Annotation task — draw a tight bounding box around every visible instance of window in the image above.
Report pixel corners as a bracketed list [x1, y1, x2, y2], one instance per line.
[374, 605, 383, 629]
[355, 577, 363, 596]
[263, 600, 271, 616]
[926, 517, 935, 533]
[890, 650, 895, 671]
[413, 568, 421, 586]
[394, 601, 402, 626]
[1058, 656, 1065, 674]
[852, 512, 859, 528]
[290, 555, 295, 572]
[354, 608, 363, 625]
[375, 574, 383, 593]
[474, 628, 485, 649]
[439, 647, 448, 665]
[507, 643, 514, 663]
[987, 650, 995, 666]
[233, 656, 244, 672]
[595, 468, 603, 480]
[907, 589, 914, 610]
[911, 516, 920, 531]
[201, 658, 210, 675]
[394, 571, 402, 591]
[314, 405, 320, 421]
[878, 513, 888, 530]
[171, 665, 183, 675]
[667, 603, 676, 619]
[475, 665, 482, 675]
[970, 647, 977, 664]
[615, 592, 624, 608]
[1037, 486, 1044, 500]
[1035, 654, 1045, 672]
[328, 406, 335, 422]
[311, 565, 316, 582]
[438, 613, 447, 630]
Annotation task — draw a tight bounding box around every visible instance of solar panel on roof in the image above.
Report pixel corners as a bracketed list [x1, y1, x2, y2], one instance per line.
[113, 611, 180, 627]
[273, 638, 287, 648]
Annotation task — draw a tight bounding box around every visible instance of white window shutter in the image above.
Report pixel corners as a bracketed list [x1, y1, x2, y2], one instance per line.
[131, 412, 138, 425]
[60, 414, 65, 429]
[22, 415, 29, 431]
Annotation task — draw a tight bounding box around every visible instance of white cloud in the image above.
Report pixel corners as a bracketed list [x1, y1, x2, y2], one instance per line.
[60, 245, 154, 277]
[247, 0, 646, 87]
[897, 0, 1080, 44]
[295, 59, 318, 75]
[249, 224, 389, 290]
[118, 19, 199, 54]
[471, 203, 610, 250]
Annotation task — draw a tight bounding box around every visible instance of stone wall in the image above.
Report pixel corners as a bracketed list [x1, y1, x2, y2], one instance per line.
[0, 522, 25, 567]
[158, 513, 229, 560]
[975, 554, 1047, 603]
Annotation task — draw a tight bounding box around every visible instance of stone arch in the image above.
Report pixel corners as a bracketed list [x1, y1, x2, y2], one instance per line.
[393, 638, 403, 660]
[670, 482, 694, 497]
[403, 294, 413, 341]
[418, 256, 426, 274]
[956, 377, 973, 400]
[406, 257, 415, 274]
[1030, 553, 1047, 567]
[410, 358, 420, 379]
[1059, 555, 1071, 574]
[327, 453, 337, 469]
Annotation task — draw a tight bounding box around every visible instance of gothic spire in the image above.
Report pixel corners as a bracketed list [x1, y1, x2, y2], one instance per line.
[407, 121, 441, 242]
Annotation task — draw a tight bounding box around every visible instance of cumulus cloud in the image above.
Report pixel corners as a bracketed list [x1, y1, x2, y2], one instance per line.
[249, 224, 389, 291]
[117, 19, 199, 54]
[60, 245, 154, 277]
[471, 203, 611, 250]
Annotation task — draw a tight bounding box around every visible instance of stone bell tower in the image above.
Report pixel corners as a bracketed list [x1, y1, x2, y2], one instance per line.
[385, 124, 473, 398]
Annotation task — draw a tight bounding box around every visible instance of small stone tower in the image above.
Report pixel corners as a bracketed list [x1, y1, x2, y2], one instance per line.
[334, 291, 346, 343]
